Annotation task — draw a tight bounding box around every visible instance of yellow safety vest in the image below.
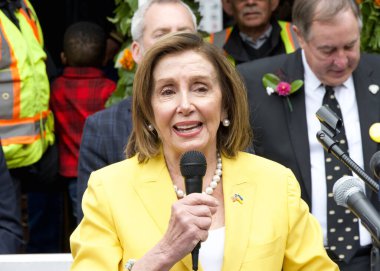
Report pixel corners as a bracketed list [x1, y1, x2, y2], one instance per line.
[208, 21, 299, 65]
[0, 0, 54, 168]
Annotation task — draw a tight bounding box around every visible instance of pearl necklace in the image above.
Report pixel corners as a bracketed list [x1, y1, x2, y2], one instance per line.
[174, 152, 222, 198]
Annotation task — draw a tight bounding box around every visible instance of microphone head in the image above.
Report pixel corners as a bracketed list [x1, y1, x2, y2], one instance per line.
[180, 150, 207, 178]
[333, 176, 364, 207]
[370, 151, 380, 179]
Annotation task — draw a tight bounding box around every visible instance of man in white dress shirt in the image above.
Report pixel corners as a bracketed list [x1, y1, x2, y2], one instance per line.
[237, 0, 380, 269]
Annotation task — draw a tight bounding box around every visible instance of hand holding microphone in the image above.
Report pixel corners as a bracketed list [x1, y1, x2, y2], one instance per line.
[160, 151, 217, 271]
[180, 150, 208, 271]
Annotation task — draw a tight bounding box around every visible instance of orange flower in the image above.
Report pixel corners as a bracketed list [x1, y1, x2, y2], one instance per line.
[355, 0, 363, 4]
[119, 48, 135, 71]
[375, 0, 380, 7]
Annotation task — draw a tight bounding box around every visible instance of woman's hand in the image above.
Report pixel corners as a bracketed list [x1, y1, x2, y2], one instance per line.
[131, 193, 219, 271]
[162, 193, 219, 257]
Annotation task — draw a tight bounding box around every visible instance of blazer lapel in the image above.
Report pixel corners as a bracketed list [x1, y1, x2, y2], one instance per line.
[281, 50, 312, 202]
[353, 57, 380, 198]
[222, 156, 257, 271]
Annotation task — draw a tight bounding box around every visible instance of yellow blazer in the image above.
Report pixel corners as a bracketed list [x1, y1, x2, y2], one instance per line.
[70, 152, 338, 271]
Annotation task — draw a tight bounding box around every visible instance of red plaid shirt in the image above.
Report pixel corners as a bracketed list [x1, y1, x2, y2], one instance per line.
[50, 67, 116, 177]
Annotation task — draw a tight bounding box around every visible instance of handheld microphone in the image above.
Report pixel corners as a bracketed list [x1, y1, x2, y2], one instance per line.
[180, 150, 207, 271]
[333, 176, 380, 246]
[370, 151, 380, 180]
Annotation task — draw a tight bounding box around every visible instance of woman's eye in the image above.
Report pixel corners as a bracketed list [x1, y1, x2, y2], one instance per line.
[193, 84, 208, 93]
[161, 88, 175, 96]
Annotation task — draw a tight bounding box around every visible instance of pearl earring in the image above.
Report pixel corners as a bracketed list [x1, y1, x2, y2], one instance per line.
[148, 124, 154, 131]
[222, 118, 230, 127]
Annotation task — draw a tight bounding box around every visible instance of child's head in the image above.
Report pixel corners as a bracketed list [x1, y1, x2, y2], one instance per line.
[62, 21, 106, 67]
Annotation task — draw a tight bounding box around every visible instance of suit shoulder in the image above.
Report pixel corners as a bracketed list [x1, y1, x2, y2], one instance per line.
[237, 53, 290, 74]
[360, 53, 380, 66]
[89, 156, 139, 186]
[86, 97, 132, 124]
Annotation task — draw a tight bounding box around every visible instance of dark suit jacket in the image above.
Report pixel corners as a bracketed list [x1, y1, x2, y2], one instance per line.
[237, 49, 380, 208]
[0, 143, 23, 253]
[77, 97, 132, 222]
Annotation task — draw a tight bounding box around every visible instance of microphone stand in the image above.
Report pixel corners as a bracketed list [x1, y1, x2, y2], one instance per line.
[316, 130, 379, 193]
[317, 129, 380, 271]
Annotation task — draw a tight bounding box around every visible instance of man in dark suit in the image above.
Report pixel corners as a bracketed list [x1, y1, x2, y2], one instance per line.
[76, 0, 197, 222]
[0, 142, 23, 253]
[238, 0, 380, 270]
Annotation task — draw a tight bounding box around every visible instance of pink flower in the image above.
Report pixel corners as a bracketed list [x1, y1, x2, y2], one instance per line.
[276, 82, 291, 96]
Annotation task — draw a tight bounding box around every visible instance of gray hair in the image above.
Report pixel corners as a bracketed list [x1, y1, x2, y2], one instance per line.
[292, 0, 362, 41]
[131, 0, 197, 42]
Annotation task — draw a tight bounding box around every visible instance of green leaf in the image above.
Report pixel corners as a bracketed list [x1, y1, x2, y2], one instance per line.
[290, 80, 304, 93]
[262, 73, 280, 89]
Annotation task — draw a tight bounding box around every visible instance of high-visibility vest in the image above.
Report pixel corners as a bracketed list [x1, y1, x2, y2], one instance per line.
[0, 0, 54, 168]
[208, 21, 299, 64]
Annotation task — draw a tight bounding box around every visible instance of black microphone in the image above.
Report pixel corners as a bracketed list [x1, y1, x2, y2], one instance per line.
[333, 176, 380, 246]
[180, 150, 207, 271]
[370, 151, 380, 180]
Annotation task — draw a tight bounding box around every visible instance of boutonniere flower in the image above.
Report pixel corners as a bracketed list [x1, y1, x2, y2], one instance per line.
[262, 73, 304, 112]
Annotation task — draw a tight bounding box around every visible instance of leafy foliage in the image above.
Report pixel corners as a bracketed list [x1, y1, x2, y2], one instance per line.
[358, 0, 380, 53]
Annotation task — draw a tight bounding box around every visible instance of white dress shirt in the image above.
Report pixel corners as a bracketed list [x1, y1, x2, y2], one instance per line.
[302, 50, 371, 246]
[200, 227, 224, 271]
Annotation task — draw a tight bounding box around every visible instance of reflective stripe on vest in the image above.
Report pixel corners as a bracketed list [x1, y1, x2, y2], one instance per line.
[278, 21, 299, 53]
[0, 110, 50, 146]
[210, 26, 233, 49]
[0, 20, 21, 119]
[19, 0, 41, 43]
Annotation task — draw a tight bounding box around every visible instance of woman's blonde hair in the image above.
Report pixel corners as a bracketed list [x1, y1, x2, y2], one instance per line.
[126, 32, 252, 162]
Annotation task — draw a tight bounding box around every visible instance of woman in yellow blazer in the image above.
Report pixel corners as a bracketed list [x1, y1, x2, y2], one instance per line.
[70, 32, 338, 271]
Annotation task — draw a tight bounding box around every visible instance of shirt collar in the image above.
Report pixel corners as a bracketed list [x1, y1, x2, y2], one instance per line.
[301, 49, 354, 92]
[239, 25, 273, 49]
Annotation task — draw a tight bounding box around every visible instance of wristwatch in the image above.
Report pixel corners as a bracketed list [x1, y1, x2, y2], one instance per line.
[125, 259, 136, 270]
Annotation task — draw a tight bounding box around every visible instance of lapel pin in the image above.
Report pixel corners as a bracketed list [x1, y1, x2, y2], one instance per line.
[369, 84, 379, 95]
[231, 193, 243, 204]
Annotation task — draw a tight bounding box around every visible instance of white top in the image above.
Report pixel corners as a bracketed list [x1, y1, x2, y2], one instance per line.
[199, 226, 225, 271]
[302, 50, 371, 246]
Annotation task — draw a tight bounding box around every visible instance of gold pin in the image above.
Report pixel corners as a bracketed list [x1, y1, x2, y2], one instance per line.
[231, 193, 243, 204]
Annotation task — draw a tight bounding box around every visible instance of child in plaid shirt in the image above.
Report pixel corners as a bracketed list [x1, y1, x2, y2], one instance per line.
[50, 21, 116, 221]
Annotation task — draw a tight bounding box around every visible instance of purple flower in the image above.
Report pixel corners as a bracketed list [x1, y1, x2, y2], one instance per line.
[276, 82, 291, 96]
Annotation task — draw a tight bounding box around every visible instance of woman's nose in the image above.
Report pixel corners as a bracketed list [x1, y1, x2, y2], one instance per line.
[176, 92, 193, 115]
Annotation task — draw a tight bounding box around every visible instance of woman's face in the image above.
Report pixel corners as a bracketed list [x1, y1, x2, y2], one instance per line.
[151, 50, 226, 159]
